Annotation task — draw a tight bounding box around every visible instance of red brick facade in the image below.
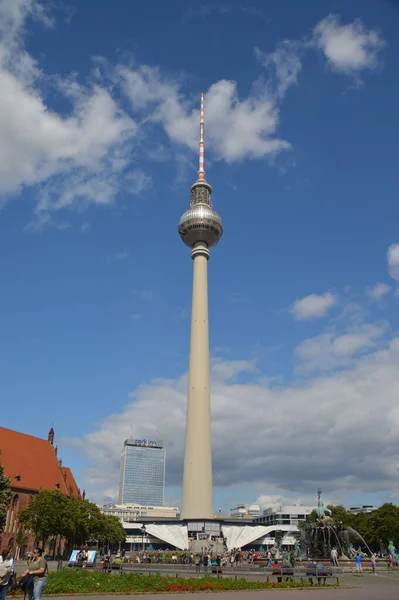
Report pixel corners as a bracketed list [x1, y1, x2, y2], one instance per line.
[0, 427, 80, 557]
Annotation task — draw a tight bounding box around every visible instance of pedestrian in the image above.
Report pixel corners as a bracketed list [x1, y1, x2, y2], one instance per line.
[0, 549, 13, 600]
[306, 559, 317, 586]
[331, 548, 339, 567]
[203, 553, 210, 573]
[371, 553, 377, 575]
[195, 554, 201, 573]
[273, 559, 282, 583]
[355, 553, 363, 576]
[21, 547, 48, 600]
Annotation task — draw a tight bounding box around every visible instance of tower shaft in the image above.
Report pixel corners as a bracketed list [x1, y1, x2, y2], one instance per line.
[181, 242, 213, 519]
[178, 93, 222, 520]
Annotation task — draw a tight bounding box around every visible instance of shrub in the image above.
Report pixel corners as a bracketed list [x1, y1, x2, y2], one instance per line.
[28, 568, 324, 594]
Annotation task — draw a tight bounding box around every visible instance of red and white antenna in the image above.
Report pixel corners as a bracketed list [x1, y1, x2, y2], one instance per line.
[198, 92, 205, 181]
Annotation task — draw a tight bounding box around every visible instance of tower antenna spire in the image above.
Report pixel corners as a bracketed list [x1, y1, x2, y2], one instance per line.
[198, 92, 205, 181]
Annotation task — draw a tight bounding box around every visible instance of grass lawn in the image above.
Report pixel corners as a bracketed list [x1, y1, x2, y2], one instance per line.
[16, 569, 330, 594]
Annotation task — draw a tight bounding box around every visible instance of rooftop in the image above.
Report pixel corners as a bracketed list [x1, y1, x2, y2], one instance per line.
[0, 426, 79, 497]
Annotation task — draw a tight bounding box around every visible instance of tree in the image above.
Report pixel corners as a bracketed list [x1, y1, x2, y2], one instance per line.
[16, 527, 28, 558]
[65, 497, 105, 547]
[363, 504, 399, 549]
[326, 505, 353, 527]
[19, 490, 71, 547]
[0, 450, 12, 533]
[97, 515, 126, 545]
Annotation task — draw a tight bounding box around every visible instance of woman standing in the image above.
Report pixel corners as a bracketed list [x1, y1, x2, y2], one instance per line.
[0, 549, 13, 600]
[22, 548, 48, 600]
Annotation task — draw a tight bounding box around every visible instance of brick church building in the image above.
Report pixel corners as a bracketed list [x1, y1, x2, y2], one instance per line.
[0, 427, 81, 555]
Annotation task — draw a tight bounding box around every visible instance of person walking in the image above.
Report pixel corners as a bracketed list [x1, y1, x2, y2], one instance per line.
[355, 553, 363, 576]
[0, 549, 13, 600]
[331, 548, 339, 567]
[22, 547, 48, 600]
[371, 553, 377, 575]
[195, 554, 201, 573]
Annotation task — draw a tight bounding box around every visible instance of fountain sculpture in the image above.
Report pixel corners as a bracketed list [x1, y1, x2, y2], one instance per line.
[299, 490, 373, 559]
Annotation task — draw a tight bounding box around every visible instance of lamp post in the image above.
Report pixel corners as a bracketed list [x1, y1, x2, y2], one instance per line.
[141, 525, 146, 552]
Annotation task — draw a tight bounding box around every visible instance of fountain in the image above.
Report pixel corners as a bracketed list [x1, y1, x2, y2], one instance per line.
[388, 540, 399, 566]
[299, 490, 373, 560]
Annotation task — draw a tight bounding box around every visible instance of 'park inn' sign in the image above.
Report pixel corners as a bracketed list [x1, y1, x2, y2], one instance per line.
[134, 439, 157, 447]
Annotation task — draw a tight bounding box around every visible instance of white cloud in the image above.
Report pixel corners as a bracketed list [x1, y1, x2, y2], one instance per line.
[313, 15, 384, 74]
[0, 3, 140, 215]
[295, 323, 387, 373]
[132, 289, 155, 302]
[387, 243, 399, 282]
[107, 250, 129, 264]
[290, 292, 337, 320]
[255, 495, 318, 512]
[254, 40, 302, 97]
[119, 65, 291, 162]
[65, 337, 399, 504]
[0, 3, 386, 222]
[366, 283, 391, 299]
[0, 0, 290, 219]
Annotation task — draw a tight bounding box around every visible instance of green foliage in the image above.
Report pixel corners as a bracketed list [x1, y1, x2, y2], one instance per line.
[363, 504, 399, 549]
[0, 449, 12, 533]
[44, 569, 318, 594]
[18, 490, 125, 549]
[308, 509, 318, 523]
[19, 490, 71, 546]
[326, 505, 352, 526]
[96, 514, 126, 544]
[16, 527, 28, 549]
[65, 496, 104, 547]
[313, 503, 399, 551]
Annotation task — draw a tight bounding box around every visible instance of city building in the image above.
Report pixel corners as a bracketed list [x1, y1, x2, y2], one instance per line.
[178, 92, 223, 519]
[253, 504, 316, 527]
[0, 427, 80, 554]
[118, 438, 166, 506]
[102, 503, 179, 520]
[230, 504, 261, 519]
[348, 505, 378, 515]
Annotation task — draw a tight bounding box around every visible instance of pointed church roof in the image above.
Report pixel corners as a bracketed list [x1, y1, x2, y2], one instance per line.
[0, 427, 79, 496]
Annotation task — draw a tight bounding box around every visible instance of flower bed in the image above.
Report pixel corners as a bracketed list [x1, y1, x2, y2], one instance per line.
[13, 569, 322, 594]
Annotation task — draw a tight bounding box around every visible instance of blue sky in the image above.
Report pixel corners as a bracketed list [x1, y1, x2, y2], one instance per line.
[1, 0, 399, 512]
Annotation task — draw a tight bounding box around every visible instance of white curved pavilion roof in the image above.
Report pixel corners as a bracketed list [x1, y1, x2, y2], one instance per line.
[125, 523, 188, 550]
[222, 524, 298, 550]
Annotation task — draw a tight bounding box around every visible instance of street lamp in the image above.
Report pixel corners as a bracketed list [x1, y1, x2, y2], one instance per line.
[141, 525, 146, 552]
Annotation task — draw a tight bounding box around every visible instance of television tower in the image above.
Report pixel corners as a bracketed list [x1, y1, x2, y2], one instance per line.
[178, 93, 223, 519]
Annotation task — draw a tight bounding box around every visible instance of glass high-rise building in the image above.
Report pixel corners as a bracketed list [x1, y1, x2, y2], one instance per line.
[118, 439, 166, 506]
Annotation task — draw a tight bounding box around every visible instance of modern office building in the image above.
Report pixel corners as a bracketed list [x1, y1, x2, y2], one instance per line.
[348, 505, 377, 515]
[102, 503, 179, 520]
[118, 438, 166, 506]
[253, 504, 316, 527]
[230, 504, 261, 519]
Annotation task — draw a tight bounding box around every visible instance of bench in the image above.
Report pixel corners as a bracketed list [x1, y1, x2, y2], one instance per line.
[67, 562, 96, 569]
[264, 567, 342, 586]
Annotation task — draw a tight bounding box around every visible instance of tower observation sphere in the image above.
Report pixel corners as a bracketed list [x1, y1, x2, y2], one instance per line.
[178, 192, 223, 248]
